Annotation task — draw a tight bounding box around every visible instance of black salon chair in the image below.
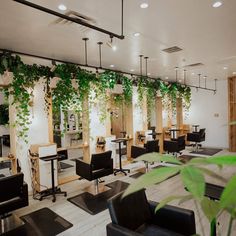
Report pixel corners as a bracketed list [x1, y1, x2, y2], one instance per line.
[131, 140, 159, 159]
[145, 140, 159, 153]
[107, 189, 196, 236]
[187, 128, 206, 150]
[164, 135, 186, 156]
[76, 150, 113, 195]
[0, 173, 28, 234]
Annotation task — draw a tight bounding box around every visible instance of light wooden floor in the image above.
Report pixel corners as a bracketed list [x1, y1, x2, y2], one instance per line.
[16, 148, 236, 236]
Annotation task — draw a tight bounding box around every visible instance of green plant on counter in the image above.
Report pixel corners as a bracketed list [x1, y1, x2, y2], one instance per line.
[123, 153, 236, 236]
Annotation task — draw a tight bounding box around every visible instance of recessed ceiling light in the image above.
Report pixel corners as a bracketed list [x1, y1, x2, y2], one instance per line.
[134, 32, 140, 37]
[223, 66, 228, 70]
[179, 80, 182, 82]
[233, 72, 236, 75]
[212, 1, 223, 8]
[112, 45, 117, 51]
[165, 76, 169, 80]
[191, 72, 195, 75]
[58, 4, 67, 11]
[110, 65, 115, 68]
[130, 69, 134, 72]
[140, 3, 149, 9]
[147, 73, 151, 76]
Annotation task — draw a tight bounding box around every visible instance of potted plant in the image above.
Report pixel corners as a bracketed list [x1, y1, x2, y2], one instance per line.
[123, 153, 236, 236]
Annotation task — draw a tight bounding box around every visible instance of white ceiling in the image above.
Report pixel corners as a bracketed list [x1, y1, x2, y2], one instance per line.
[0, 0, 236, 84]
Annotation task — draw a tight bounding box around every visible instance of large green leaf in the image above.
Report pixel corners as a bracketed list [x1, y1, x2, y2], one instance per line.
[198, 167, 227, 183]
[200, 197, 221, 222]
[178, 194, 194, 205]
[136, 153, 182, 165]
[188, 157, 209, 165]
[180, 166, 205, 199]
[155, 195, 185, 213]
[122, 166, 181, 198]
[207, 155, 236, 165]
[220, 174, 236, 214]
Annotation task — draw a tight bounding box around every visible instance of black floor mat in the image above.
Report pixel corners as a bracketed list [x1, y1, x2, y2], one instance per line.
[67, 180, 129, 215]
[6, 207, 73, 236]
[60, 162, 74, 169]
[0, 174, 5, 178]
[178, 155, 202, 164]
[190, 148, 222, 156]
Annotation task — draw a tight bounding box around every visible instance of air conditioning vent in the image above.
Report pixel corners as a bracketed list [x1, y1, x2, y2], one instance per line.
[186, 63, 204, 67]
[51, 10, 96, 33]
[162, 46, 183, 53]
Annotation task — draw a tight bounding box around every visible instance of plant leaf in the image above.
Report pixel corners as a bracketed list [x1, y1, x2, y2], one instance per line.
[155, 195, 184, 213]
[198, 166, 227, 183]
[122, 166, 180, 198]
[207, 155, 236, 165]
[180, 166, 205, 199]
[200, 197, 221, 222]
[220, 174, 236, 214]
[188, 157, 209, 165]
[178, 194, 194, 205]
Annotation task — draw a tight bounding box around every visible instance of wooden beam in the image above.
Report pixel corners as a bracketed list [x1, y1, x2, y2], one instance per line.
[82, 94, 90, 162]
[176, 97, 183, 130]
[47, 96, 54, 143]
[156, 96, 163, 153]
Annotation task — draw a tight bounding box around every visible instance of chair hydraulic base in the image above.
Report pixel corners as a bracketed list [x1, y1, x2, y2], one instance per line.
[39, 187, 67, 202]
[114, 168, 130, 176]
[84, 179, 110, 195]
[0, 214, 25, 235]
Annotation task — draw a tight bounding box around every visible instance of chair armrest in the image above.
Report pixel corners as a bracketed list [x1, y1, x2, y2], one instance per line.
[76, 159, 92, 180]
[148, 201, 196, 235]
[106, 223, 142, 236]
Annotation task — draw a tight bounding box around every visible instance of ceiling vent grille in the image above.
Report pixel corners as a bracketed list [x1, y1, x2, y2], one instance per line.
[162, 46, 183, 53]
[185, 63, 204, 67]
[51, 10, 96, 33]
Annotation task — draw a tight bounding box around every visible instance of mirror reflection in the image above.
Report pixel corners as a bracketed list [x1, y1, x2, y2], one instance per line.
[53, 106, 83, 181]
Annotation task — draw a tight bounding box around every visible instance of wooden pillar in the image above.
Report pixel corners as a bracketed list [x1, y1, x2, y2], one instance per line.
[9, 94, 17, 173]
[176, 97, 183, 130]
[82, 94, 90, 162]
[167, 100, 172, 128]
[143, 95, 148, 131]
[106, 92, 111, 137]
[156, 96, 163, 153]
[47, 96, 54, 143]
[228, 76, 236, 151]
[124, 102, 134, 159]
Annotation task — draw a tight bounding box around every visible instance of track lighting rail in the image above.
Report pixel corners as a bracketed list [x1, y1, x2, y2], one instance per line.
[13, 0, 125, 40]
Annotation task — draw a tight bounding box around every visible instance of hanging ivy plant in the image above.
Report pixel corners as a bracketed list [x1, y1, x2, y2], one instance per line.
[52, 64, 79, 133]
[120, 74, 133, 104]
[137, 76, 148, 108]
[146, 80, 160, 123]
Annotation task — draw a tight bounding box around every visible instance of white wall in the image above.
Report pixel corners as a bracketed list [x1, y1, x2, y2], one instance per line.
[185, 80, 228, 148]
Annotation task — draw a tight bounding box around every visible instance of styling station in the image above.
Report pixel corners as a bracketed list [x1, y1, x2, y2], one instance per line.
[0, 1, 236, 236]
